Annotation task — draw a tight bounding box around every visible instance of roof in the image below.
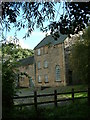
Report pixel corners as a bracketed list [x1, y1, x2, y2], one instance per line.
[18, 56, 34, 66]
[34, 33, 68, 49]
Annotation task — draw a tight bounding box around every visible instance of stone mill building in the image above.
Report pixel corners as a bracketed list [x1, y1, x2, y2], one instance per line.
[17, 33, 77, 88]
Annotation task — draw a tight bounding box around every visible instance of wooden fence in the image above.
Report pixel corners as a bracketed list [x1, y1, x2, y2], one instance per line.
[13, 88, 88, 110]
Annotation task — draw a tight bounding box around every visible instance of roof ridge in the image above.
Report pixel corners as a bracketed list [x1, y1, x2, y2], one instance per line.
[18, 55, 34, 61]
[34, 35, 51, 50]
[34, 34, 68, 49]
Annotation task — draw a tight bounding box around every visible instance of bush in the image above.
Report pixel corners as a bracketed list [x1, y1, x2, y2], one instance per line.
[2, 60, 16, 118]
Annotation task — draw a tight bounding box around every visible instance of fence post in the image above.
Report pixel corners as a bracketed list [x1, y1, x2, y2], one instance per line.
[72, 88, 74, 103]
[54, 90, 57, 107]
[34, 91, 37, 110]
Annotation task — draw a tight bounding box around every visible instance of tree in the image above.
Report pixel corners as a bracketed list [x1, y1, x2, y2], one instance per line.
[1, 1, 90, 106]
[70, 34, 88, 84]
[1, 2, 90, 39]
[2, 42, 34, 61]
[70, 26, 90, 105]
[82, 26, 90, 106]
[1, 42, 34, 118]
[2, 59, 16, 118]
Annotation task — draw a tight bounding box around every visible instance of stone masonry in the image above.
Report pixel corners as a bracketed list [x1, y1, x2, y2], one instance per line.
[17, 33, 73, 88]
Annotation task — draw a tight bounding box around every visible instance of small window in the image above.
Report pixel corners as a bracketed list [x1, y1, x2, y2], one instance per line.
[45, 75, 48, 83]
[38, 61, 41, 69]
[44, 60, 48, 68]
[38, 75, 41, 83]
[38, 49, 40, 55]
[43, 47, 45, 54]
[45, 47, 48, 54]
[55, 65, 61, 81]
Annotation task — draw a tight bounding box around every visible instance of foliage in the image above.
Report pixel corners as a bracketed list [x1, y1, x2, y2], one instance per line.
[1, 41, 34, 118]
[1, 1, 90, 113]
[2, 42, 34, 61]
[2, 59, 17, 117]
[1, 2, 90, 39]
[69, 26, 90, 83]
[49, 2, 90, 35]
[5, 99, 89, 119]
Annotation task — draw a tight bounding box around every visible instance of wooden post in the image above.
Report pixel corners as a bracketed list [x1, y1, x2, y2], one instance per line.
[34, 91, 37, 110]
[72, 88, 74, 103]
[54, 90, 57, 107]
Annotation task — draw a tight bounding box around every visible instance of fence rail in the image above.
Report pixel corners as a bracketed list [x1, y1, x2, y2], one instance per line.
[13, 88, 88, 110]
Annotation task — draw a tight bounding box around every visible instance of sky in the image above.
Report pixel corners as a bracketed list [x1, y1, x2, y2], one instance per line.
[7, 28, 50, 50]
[4, 2, 64, 50]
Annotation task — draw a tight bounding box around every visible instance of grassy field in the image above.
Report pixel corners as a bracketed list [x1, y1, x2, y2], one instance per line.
[7, 99, 89, 119]
[14, 84, 88, 107]
[4, 85, 89, 119]
[16, 84, 88, 95]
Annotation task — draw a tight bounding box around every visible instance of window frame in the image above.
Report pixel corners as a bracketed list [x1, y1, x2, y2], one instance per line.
[44, 74, 48, 83]
[37, 49, 41, 56]
[45, 46, 48, 54]
[37, 61, 41, 69]
[38, 75, 42, 83]
[44, 60, 48, 68]
[55, 65, 61, 82]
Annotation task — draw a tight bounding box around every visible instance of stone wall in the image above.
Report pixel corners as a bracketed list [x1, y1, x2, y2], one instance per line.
[18, 64, 35, 87]
[34, 43, 66, 87]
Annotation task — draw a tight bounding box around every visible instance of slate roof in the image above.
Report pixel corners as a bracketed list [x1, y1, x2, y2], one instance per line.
[18, 56, 34, 66]
[34, 33, 68, 49]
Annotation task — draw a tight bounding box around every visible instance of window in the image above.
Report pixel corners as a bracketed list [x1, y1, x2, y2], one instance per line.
[43, 47, 48, 54]
[38, 75, 41, 83]
[43, 47, 45, 54]
[44, 75, 48, 83]
[38, 61, 41, 69]
[45, 47, 48, 54]
[44, 60, 48, 68]
[55, 65, 61, 81]
[38, 49, 40, 55]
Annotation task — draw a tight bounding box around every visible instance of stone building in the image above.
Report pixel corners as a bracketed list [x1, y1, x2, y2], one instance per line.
[34, 34, 67, 87]
[17, 56, 35, 88]
[18, 33, 76, 88]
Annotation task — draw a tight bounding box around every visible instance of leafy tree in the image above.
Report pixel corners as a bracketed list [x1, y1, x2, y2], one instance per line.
[70, 36, 88, 84]
[82, 26, 90, 106]
[1, 1, 90, 107]
[2, 59, 17, 118]
[70, 26, 90, 104]
[2, 42, 34, 61]
[1, 42, 34, 118]
[1, 2, 90, 39]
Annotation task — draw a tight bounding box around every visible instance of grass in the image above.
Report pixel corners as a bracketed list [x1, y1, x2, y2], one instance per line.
[3, 85, 89, 119]
[57, 92, 87, 99]
[42, 100, 89, 119]
[17, 84, 88, 94]
[5, 99, 89, 119]
[39, 84, 87, 93]
[14, 84, 88, 105]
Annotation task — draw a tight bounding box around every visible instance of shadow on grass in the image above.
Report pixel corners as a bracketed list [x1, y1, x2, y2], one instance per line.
[2, 99, 89, 120]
